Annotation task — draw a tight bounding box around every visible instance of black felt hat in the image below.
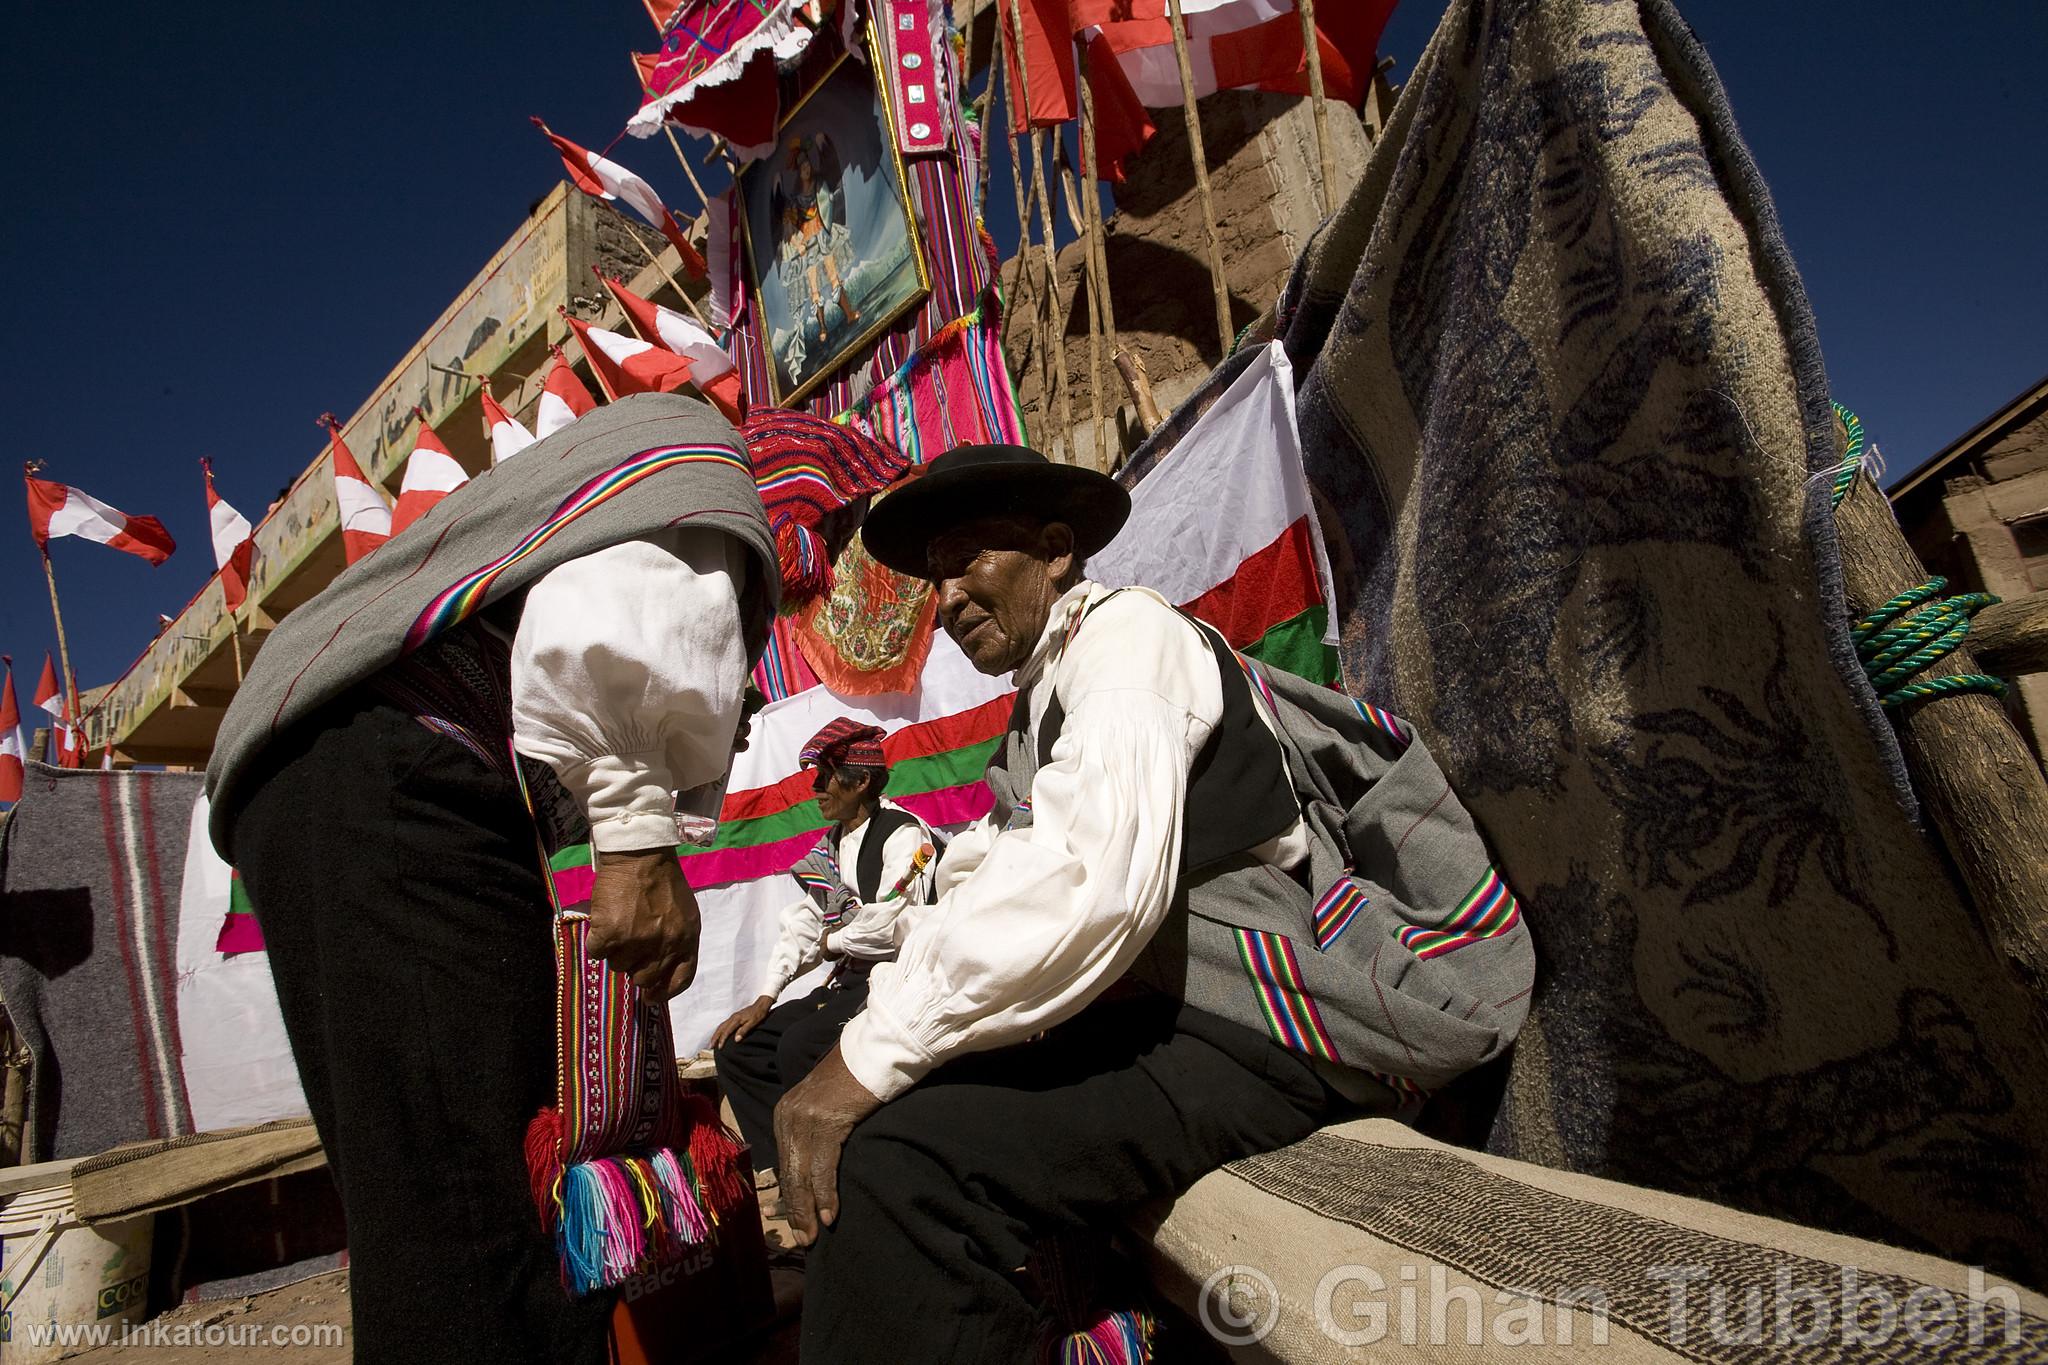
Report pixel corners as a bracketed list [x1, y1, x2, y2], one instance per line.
[861, 444, 1131, 578]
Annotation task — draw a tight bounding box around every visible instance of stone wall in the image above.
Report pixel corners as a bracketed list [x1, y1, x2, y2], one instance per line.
[998, 90, 1375, 469]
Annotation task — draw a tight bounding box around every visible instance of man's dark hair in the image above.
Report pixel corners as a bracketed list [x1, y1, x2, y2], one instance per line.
[832, 763, 888, 809]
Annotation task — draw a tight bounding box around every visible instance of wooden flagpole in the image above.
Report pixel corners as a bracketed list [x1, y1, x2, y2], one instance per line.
[971, 0, 999, 215]
[1296, 0, 1335, 217]
[38, 553, 80, 734]
[1165, 0, 1234, 355]
[622, 225, 713, 329]
[995, 25, 1051, 414]
[1080, 48, 1159, 442]
[1005, 0, 1074, 461]
[1029, 129, 1077, 464]
[1057, 145, 1107, 471]
[628, 55, 717, 216]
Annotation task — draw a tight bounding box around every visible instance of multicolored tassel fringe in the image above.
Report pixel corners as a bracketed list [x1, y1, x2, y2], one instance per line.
[524, 912, 751, 1295]
[1039, 1309, 1156, 1365]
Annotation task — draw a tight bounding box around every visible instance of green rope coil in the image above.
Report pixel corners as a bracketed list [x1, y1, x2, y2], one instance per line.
[1849, 575, 2008, 710]
[1830, 401, 1865, 509]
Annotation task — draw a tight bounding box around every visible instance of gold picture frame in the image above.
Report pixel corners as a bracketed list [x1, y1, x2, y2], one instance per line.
[737, 26, 934, 406]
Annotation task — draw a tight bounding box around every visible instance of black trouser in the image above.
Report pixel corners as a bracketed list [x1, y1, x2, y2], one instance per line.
[715, 977, 871, 1175]
[232, 696, 613, 1365]
[800, 994, 1334, 1363]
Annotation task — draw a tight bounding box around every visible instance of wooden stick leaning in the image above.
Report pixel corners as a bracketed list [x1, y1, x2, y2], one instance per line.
[994, 25, 1053, 429]
[1296, 0, 1336, 217]
[1166, 0, 1235, 355]
[1056, 144, 1108, 471]
[623, 224, 713, 329]
[970, 0, 1000, 215]
[1004, 1, 1074, 461]
[1075, 42, 1131, 465]
[628, 55, 717, 215]
[1833, 465, 2048, 1051]
[1029, 129, 1077, 464]
[38, 550, 81, 736]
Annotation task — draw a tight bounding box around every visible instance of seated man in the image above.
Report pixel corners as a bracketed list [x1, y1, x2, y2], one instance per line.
[711, 718, 935, 1193]
[772, 444, 1535, 1362]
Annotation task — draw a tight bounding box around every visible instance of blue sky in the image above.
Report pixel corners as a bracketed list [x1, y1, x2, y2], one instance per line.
[3, 1, 2042, 699]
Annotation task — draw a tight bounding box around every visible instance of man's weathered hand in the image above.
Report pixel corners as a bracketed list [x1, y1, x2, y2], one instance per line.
[710, 995, 775, 1049]
[773, 1045, 882, 1245]
[587, 848, 700, 998]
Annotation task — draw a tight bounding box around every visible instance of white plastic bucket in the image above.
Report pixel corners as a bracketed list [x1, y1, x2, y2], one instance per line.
[0, 1179, 151, 1362]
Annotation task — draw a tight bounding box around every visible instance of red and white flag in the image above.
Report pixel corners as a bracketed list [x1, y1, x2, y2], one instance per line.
[320, 414, 391, 565]
[203, 458, 255, 612]
[533, 118, 707, 279]
[33, 654, 82, 768]
[562, 311, 743, 423]
[535, 346, 598, 438]
[580, 285, 745, 423]
[1082, 0, 1393, 113]
[24, 471, 176, 566]
[391, 413, 470, 535]
[0, 656, 24, 803]
[481, 390, 536, 465]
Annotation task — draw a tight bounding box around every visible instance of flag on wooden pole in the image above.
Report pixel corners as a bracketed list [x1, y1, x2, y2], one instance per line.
[562, 310, 743, 423]
[319, 414, 391, 565]
[588, 278, 746, 422]
[0, 657, 24, 802]
[391, 412, 469, 535]
[533, 118, 707, 279]
[24, 473, 176, 565]
[481, 390, 537, 465]
[535, 346, 598, 438]
[33, 654, 83, 768]
[202, 458, 255, 612]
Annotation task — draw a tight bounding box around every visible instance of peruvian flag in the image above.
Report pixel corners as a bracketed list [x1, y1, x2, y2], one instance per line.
[580, 283, 745, 423]
[481, 390, 536, 465]
[535, 346, 598, 439]
[533, 118, 706, 279]
[34, 654, 83, 768]
[0, 656, 24, 803]
[203, 458, 255, 612]
[320, 414, 391, 565]
[1081, 0, 1395, 119]
[24, 471, 176, 566]
[391, 413, 470, 535]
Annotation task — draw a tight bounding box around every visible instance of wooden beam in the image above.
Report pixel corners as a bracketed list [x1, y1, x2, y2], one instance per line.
[1833, 463, 2048, 1048]
[170, 684, 235, 711]
[1971, 590, 2048, 677]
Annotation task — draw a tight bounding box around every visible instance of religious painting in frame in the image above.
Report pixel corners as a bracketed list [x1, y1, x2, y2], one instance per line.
[738, 36, 932, 406]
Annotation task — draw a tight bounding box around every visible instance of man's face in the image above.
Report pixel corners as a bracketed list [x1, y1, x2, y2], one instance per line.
[812, 766, 866, 824]
[927, 518, 1076, 676]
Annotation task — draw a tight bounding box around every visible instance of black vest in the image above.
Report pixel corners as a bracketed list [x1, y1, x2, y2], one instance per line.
[835, 806, 921, 901]
[1029, 606, 1297, 874]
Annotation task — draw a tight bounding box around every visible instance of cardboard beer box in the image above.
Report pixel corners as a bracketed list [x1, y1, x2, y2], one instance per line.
[610, 1181, 774, 1364]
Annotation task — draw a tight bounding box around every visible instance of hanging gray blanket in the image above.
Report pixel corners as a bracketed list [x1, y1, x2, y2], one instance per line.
[1126, 0, 2048, 1284]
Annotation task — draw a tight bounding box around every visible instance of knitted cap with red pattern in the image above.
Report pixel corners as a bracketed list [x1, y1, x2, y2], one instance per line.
[800, 717, 886, 771]
[740, 410, 910, 609]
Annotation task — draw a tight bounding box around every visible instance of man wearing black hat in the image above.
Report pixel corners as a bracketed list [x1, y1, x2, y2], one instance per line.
[764, 443, 1318, 1358]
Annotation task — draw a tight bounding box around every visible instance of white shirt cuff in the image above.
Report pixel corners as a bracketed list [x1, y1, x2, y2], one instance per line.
[836, 998, 930, 1102]
[559, 751, 678, 853]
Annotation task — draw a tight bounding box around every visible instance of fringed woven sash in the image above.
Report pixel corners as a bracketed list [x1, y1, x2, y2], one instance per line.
[523, 913, 749, 1296]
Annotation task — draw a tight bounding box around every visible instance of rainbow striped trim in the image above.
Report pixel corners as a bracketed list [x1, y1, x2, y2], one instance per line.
[1397, 868, 1522, 960]
[1233, 928, 1341, 1063]
[403, 442, 748, 652]
[790, 867, 835, 906]
[1312, 877, 1368, 950]
[1352, 697, 1410, 747]
[1232, 651, 1279, 717]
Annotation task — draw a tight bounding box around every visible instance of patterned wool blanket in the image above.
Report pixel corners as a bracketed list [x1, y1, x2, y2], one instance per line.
[0, 764, 205, 1159]
[1129, 0, 2048, 1285]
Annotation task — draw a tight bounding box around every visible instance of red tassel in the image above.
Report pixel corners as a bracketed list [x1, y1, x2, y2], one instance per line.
[525, 1106, 565, 1232]
[775, 518, 833, 613]
[684, 1094, 750, 1213]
